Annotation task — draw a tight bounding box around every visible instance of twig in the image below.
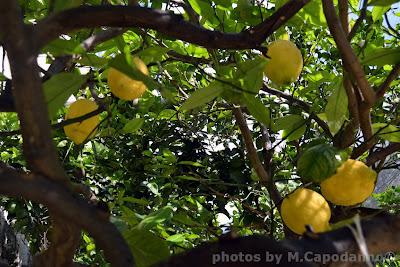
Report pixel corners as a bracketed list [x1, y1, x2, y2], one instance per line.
[348, 0, 368, 40]
[384, 12, 400, 40]
[366, 143, 400, 166]
[375, 64, 400, 100]
[232, 108, 281, 206]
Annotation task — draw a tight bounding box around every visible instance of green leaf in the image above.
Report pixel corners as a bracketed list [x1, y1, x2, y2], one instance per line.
[166, 233, 186, 243]
[137, 206, 174, 230]
[122, 118, 144, 134]
[296, 0, 326, 26]
[368, 0, 398, 6]
[44, 38, 84, 56]
[43, 73, 87, 119]
[372, 123, 400, 142]
[136, 46, 170, 64]
[124, 228, 170, 267]
[54, 0, 82, 12]
[187, 0, 216, 23]
[186, 44, 209, 58]
[122, 197, 149, 206]
[172, 211, 200, 226]
[177, 161, 205, 167]
[78, 54, 108, 67]
[273, 114, 306, 142]
[181, 82, 223, 111]
[173, 175, 200, 181]
[236, 57, 268, 93]
[0, 73, 7, 81]
[362, 47, 400, 66]
[114, 35, 127, 54]
[325, 79, 348, 135]
[297, 144, 343, 183]
[108, 54, 158, 90]
[243, 94, 271, 127]
[371, 5, 390, 21]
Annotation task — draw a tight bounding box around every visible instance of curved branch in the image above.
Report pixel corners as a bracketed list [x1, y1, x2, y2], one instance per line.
[322, 0, 375, 106]
[0, 163, 134, 267]
[366, 143, 400, 166]
[348, 0, 368, 40]
[33, 0, 310, 51]
[233, 108, 282, 206]
[156, 213, 400, 267]
[376, 64, 400, 100]
[0, 1, 68, 182]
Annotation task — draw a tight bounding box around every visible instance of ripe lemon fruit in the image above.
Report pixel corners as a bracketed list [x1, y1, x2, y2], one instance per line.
[264, 40, 303, 86]
[63, 99, 100, 145]
[107, 57, 149, 100]
[320, 159, 377, 206]
[281, 188, 331, 235]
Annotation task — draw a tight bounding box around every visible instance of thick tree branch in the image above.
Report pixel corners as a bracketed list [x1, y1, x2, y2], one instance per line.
[33, 0, 310, 51]
[0, 1, 68, 183]
[157, 213, 400, 267]
[338, 0, 349, 34]
[322, 0, 375, 106]
[0, 163, 134, 267]
[233, 108, 281, 206]
[375, 64, 400, 100]
[366, 143, 400, 166]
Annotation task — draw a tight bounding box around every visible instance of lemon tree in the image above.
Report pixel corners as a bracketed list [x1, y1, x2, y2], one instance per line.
[264, 40, 303, 86]
[63, 99, 100, 145]
[321, 159, 377, 206]
[281, 188, 331, 235]
[107, 57, 149, 100]
[3, 0, 400, 266]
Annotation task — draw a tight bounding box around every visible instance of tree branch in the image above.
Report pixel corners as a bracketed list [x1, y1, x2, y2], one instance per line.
[0, 163, 134, 267]
[375, 64, 400, 100]
[33, 0, 310, 51]
[348, 0, 368, 40]
[156, 213, 400, 267]
[0, 1, 68, 183]
[338, 0, 349, 34]
[232, 108, 281, 206]
[366, 143, 400, 166]
[322, 0, 375, 106]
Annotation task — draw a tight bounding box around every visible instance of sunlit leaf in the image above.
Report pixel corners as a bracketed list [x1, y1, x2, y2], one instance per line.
[181, 82, 223, 111]
[43, 73, 87, 119]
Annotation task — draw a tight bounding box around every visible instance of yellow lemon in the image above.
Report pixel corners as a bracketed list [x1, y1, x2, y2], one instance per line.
[264, 40, 303, 86]
[320, 159, 377, 206]
[281, 188, 331, 235]
[107, 57, 149, 100]
[64, 99, 100, 145]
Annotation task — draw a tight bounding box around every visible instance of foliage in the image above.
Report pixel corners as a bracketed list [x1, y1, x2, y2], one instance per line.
[0, 0, 399, 266]
[374, 186, 400, 214]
